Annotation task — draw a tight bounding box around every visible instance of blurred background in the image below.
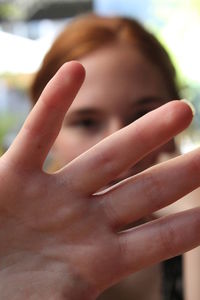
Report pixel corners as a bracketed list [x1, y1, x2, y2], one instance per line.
[0, 0, 200, 155]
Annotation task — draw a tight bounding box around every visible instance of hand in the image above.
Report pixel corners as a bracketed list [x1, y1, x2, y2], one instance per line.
[0, 62, 200, 300]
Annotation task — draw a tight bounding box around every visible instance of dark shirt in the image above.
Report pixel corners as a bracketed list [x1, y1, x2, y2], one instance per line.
[162, 256, 183, 300]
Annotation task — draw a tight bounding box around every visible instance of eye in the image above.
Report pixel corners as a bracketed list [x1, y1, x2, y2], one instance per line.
[67, 117, 103, 133]
[76, 118, 98, 128]
[135, 109, 150, 119]
[126, 110, 150, 126]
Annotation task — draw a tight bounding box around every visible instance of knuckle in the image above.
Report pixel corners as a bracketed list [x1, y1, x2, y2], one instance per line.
[117, 234, 129, 266]
[95, 149, 114, 168]
[102, 194, 121, 229]
[141, 172, 164, 211]
[158, 219, 177, 258]
[188, 155, 200, 178]
[93, 148, 120, 180]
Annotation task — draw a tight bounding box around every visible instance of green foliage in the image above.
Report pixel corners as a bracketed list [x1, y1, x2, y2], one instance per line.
[191, 0, 200, 15]
[0, 3, 23, 20]
[0, 113, 15, 155]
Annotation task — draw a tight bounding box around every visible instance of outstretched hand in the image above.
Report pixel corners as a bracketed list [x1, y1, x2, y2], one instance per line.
[0, 62, 200, 300]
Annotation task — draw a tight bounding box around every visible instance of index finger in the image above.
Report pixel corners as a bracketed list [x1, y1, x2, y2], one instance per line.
[6, 62, 85, 170]
[64, 100, 193, 194]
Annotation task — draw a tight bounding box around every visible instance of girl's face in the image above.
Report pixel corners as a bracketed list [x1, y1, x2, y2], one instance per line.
[52, 43, 175, 179]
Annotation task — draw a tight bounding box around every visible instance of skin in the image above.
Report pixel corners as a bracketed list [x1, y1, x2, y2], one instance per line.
[52, 43, 175, 174]
[183, 188, 200, 300]
[1, 60, 200, 300]
[51, 44, 194, 299]
[52, 44, 175, 299]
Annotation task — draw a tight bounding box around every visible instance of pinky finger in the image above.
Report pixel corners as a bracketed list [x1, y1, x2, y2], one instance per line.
[118, 208, 200, 277]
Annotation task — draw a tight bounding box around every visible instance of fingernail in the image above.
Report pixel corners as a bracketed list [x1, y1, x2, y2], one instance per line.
[180, 99, 196, 116]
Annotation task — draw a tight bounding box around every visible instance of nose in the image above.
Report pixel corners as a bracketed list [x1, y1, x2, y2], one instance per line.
[106, 118, 124, 136]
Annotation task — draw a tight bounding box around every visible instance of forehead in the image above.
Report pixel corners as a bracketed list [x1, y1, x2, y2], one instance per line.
[70, 43, 171, 111]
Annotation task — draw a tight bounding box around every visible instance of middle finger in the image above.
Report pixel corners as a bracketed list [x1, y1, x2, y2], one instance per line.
[63, 101, 193, 195]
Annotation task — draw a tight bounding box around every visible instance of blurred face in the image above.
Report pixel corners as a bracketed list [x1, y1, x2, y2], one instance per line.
[52, 43, 175, 180]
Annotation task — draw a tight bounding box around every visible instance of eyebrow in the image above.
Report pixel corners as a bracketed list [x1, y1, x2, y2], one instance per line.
[66, 108, 104, 118]
[66, 97, 168, 119]
[135, 96, 167, 105]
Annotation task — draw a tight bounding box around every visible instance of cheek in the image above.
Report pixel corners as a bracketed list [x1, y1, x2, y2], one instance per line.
[52, 130, 102, 167]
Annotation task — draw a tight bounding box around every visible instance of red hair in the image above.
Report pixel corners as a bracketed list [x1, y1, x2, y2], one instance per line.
[30, 14, 179, 102]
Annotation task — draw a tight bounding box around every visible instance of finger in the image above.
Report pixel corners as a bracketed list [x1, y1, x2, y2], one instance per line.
[117, 208, 200, 280]
[64, 101, 193, 194]
[6, 62, 85, 170]
[101, 147, 200, 228]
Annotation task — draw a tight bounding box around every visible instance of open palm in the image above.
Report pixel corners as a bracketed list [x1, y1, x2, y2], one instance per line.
[0, 62, 200, 300]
